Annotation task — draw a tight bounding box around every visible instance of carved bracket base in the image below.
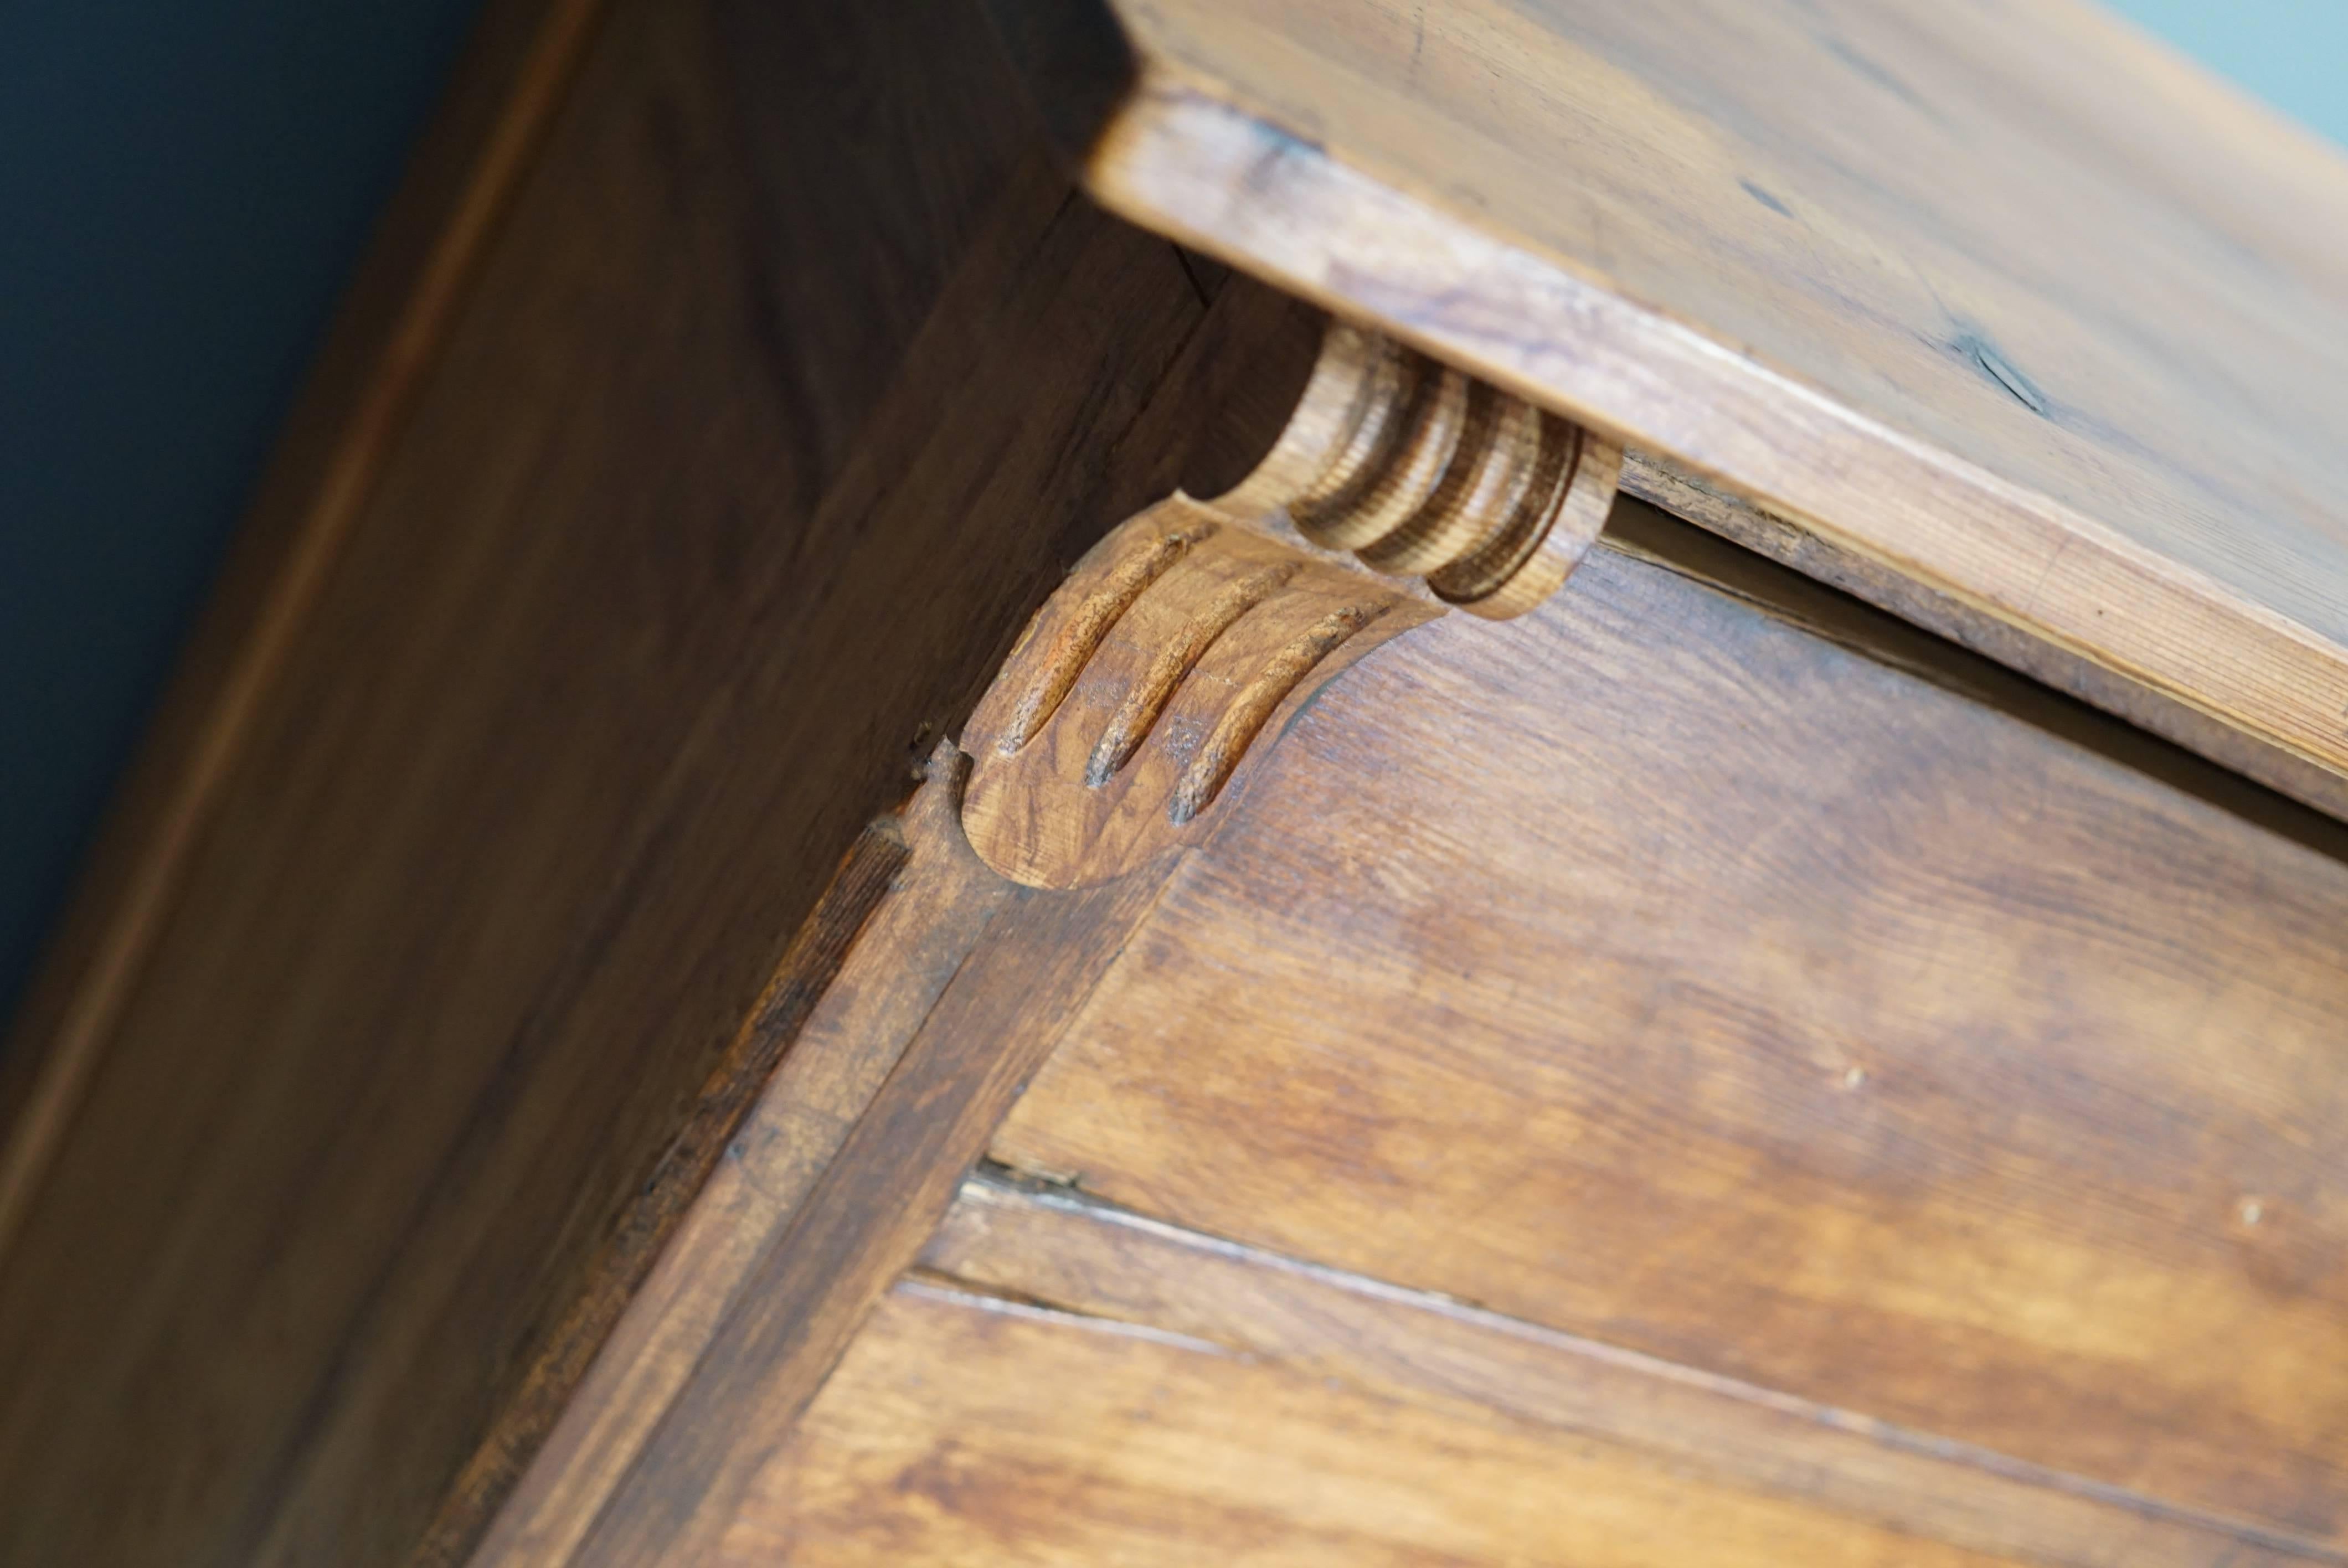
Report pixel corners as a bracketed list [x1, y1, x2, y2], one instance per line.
[961, 319, 1622, 888]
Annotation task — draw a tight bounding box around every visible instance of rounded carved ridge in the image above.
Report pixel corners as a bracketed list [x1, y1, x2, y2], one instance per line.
[962, 503, 1434, 888]
[1205, 321, 1622, 620]
[959, 318, 1619, 889]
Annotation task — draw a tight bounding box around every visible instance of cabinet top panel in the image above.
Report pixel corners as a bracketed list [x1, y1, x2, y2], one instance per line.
[1038, 0, 2348, 804]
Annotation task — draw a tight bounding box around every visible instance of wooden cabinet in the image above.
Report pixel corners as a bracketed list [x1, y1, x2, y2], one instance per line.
[5, 3, 2347, 1565]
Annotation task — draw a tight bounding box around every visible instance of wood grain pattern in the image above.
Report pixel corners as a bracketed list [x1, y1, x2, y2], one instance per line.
[991, 501, 2348, 1541]
[1040, 0, 2348, 819]
[917, 1173, 2337, 1567]
[558, 803, 1189, 1567]
[464, 753, 1021, 1568]
[409, 812, 916, 1567]
[0, 6, 1312, 1564]
[28, 4, 2348, 1561]
[1616, 449, 2348, 824]
[961, 501, 1438, 887]
[730, 1276, 2030, 1567]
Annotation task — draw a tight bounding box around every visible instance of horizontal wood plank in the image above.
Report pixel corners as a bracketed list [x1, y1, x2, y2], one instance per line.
[920, 1173, 2337, 1568]
[733, 1273, 2034, 1567]
[991, 504, 2348, 1540]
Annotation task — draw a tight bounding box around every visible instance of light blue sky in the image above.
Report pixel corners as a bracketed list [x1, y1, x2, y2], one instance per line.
[2108, 0, 2346, 145]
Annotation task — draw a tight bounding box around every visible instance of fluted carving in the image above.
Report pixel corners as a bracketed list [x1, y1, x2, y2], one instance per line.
[959, 318, 1620, 888]
[1212, 323, 1621, 618]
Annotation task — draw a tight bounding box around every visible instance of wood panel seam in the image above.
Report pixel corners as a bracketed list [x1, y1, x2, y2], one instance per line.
[403, 816, 915, 1567]
[936, 1169, 2348, 1567]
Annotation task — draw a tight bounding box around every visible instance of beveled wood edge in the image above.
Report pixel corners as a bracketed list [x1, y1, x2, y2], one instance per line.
[410, 812, 916, 1566]
[457, 744, 1257, 1565]
[452, 751, 1017, 1566]
[921, 1170, 2346, 1568]
[553, 780, 1184, 1565]
[1074, 70, 2348, 825]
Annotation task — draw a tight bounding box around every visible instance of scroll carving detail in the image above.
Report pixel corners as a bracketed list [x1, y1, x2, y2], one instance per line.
[960, 320, 1621, 888]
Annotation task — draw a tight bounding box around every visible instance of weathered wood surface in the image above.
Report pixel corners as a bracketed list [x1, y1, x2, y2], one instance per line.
[490, 503, 2348, 1566]
[472, 504, 2348, 1565]
[1042, 0, 2348, 819]
[991, 501, 2348, 1543]
[19, 3, 2348, 1562]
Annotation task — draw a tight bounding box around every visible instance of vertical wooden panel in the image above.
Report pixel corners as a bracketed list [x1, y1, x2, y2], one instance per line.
[0, 5, 1311, 1564]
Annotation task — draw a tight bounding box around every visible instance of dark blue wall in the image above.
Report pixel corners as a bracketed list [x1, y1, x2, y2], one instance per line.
[1, 1, 486, 1019]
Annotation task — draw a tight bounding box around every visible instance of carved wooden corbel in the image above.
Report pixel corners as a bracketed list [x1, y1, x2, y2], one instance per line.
[960, 321, 1622, 888]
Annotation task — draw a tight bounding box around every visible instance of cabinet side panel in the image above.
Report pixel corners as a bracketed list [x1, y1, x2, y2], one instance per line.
[0, 5, 1310, 1566]
[994, 507, 2348, 1541]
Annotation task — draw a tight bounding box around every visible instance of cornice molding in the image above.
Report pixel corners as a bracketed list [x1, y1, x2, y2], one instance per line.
[961, 319, 1621, 887]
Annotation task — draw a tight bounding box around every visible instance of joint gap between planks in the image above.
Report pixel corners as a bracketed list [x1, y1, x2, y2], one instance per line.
[933, 1169, 2348, 1567]
[1596, 494, 2348, 872]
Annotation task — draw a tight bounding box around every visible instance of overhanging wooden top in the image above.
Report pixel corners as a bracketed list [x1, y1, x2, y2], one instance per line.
[1024, 0, 2348, 813]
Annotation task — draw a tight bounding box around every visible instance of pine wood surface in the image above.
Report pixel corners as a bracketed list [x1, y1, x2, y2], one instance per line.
[1044, 0, 2348, 821]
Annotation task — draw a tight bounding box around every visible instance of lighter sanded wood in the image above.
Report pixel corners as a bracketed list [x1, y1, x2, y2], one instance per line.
[919, 1175, 2336, 1568]
[1073, 0, 2348, 816]
[730, 1278, 2034, 1567]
